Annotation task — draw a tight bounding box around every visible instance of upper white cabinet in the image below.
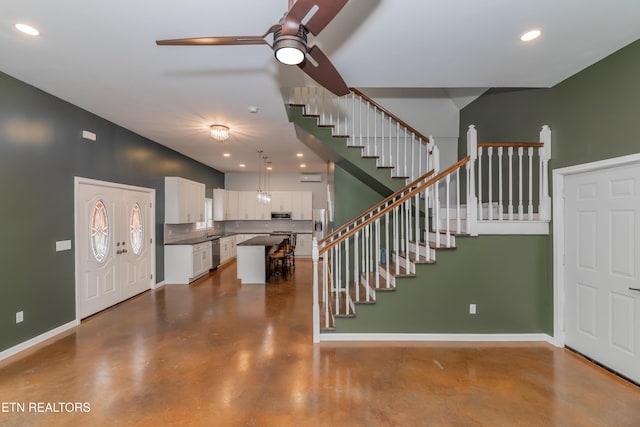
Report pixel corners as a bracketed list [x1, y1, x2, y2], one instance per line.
[165, 177, 205, 224]
[213, 189, 240, 220]
[291, 191, 313, 220]
[238, 191, 270, 220]
[212, 189, 312, 221]
[270, 191, 292, 212]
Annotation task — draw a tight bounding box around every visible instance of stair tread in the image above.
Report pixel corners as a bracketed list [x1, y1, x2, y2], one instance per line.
[380, 262, 415, 277]
[349, 281, 376, 304]
[330, 290, 356, 318]
[399, 250, 435, 264]
[362, 272, 395, 292]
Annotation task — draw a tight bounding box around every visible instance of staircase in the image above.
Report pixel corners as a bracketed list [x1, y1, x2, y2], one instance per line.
[287, 87, 552, 343]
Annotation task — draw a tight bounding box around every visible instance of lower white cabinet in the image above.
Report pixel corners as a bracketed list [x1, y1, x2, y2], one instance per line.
[294, 234, 313, 258]
[164, 241, 212, 284]
[220, 236, 236, 265]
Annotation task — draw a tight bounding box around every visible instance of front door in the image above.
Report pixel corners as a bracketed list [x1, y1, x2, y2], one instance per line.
[564, 162, 640, 383]
[76, 180, 153, 319]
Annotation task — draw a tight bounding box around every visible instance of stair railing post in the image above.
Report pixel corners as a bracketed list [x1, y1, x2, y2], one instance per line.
[540, 125, 552, 220]
[466, 125, 478, 236]
[312, 238, 320, 343]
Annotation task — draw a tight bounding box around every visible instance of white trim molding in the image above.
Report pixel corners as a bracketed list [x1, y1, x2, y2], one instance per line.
[552, 152, 640, 349]
[320, 333, 555, 344]
[0, 320, 78, 362]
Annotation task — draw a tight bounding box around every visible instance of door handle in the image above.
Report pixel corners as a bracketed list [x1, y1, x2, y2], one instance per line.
[630, 287, 640, 292]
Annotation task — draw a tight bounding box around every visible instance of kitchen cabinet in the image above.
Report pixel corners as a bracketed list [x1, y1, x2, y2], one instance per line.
[270, 191, 292, 212]
[220, 236, 236, 265]
[164, 241, 212, 284]
[213, 189, 240, 220]
[165, 177, 205, 224]
[238, 191, 271, 220]
[294, 233, 313, 258]
[291, 191, 313, 220]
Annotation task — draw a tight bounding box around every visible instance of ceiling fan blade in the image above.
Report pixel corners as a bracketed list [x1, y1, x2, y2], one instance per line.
[156, 25, 280, 46]
[156, 36, 269, 46]
[282, 0, 349, 36]
[298, 45, 349, 96]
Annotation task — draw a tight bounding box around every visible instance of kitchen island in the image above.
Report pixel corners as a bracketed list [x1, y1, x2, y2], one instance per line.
[236, 236, 285, 284]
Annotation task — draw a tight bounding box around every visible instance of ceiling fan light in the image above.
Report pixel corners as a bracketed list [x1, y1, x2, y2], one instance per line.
[274, 35, 306, 65]
[210, 124, 230, 142]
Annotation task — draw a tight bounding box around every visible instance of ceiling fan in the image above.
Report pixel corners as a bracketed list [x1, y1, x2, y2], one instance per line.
[156, 0, 350, 96]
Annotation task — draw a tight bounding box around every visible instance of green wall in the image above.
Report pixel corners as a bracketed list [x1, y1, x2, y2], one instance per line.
[459, 39, 640, 169]
[336, 235, 551, 333]
[0, 71, 224, 353]
[332, 38, 640, 336]
[333, 165, 387, 228]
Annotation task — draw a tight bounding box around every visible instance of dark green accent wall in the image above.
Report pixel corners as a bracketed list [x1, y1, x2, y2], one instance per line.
[459, 39, 640, 169]
[0, 71, 223, 352]
[333, 166, 386, 228]
[335, 235, 551, 333]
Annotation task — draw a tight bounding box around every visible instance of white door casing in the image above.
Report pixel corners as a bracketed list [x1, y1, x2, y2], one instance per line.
[554, 154, 640, 383]
[75, 178, 155, 319]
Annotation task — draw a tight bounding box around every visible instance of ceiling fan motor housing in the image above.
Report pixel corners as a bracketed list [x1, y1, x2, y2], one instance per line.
[273, 26, 308, 65]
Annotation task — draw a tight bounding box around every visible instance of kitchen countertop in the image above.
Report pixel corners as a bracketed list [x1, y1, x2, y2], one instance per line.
[164, 231, 312, 246]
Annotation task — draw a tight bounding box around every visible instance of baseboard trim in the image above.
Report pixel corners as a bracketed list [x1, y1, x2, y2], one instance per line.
[152, 280, 166, 289]
[319, 333, 555, 344]
[0, 320, 79, 362]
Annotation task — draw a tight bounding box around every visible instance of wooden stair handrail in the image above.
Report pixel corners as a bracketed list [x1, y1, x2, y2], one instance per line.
[319, 156, 471, 255]
[319, 168, 436, 245]
[349, 88, 431, 145]
[478, 142, 544, 148]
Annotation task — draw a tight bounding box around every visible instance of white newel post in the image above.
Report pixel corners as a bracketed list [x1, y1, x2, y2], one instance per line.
[540, 125, 552, 220]
[312, 238, 320, 343]
[466, 125, 478, 236]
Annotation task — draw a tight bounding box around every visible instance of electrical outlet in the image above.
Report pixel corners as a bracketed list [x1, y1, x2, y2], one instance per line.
[469, 304, 476, 315]
[16, 311, 24, 323]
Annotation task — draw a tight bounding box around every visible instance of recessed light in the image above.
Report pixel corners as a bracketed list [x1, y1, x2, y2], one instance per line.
[296, 153, 304, 157]
[223, 153, 231, 157]
[300, 164, 306, 168]
[267, 166, 273, 171]
[15, 23, 40, 37]
[239, 164, 245, 168]
[520, 29, 541, 42]
[248, 106, 259, 113]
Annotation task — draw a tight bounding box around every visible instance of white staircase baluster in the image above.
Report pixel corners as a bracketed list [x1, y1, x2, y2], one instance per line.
[518, 147, 524, 220]
[312, 238, 319, 342]
[385, 211, 390, 287]
[323, 244, 329, 329]
[528, 147, 534, 220]
[435, 179, 441, 248]
[456, 168, 461, 235]
[354, 230, 359, 302]
[538, 147, 543, 219]
[396, 122, 400, 176]
[424, 186, 430, 260]
[498, 147, 503, 220]
[478, 146, 483, 220]
[345, 238, 350, 313]
[446, 174, 451, 247]
[404, 200, 410, 273]
[414, 193, 420, 262]
[367, 102, 371, 156]
[394, 206, 399, 276]
[488, 147, 493, 220]
[375, 219, 380, 291]
[508, 147, 514, 220]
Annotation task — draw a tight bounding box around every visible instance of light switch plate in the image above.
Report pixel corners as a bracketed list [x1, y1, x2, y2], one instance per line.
[56, 240, 72, 251]
[469, 304, 477, 314]
[16, 311, 24, 323]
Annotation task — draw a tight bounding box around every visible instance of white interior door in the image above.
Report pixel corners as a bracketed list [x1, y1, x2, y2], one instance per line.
[76, 180, 153, 319]
[565, 162, 640, 383]
[121, 191, 151, 300]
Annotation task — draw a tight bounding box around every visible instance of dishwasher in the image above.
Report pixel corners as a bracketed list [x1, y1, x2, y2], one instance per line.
[210, 237, 221, 270]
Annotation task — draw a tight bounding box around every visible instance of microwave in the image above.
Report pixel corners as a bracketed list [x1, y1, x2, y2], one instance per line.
[271, 212, 292, 219]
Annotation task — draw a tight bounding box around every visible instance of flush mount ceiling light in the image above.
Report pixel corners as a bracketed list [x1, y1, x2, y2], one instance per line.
[521, 29, 542, 42]
[209, 124, 230, 142]
[15, 23, 40, 36]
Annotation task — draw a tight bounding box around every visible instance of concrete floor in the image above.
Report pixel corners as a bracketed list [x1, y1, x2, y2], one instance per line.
[1, 260, 639, 426]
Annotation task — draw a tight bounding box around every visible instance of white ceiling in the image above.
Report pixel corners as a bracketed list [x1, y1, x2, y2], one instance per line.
[2, 0, 639, 174]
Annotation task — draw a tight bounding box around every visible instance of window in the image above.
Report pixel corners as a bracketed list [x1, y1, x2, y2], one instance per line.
[130, 203, 143, 255]
[90, 200, 110, 263]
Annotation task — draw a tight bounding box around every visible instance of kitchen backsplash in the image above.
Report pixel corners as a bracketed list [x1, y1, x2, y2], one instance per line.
[223, 220, 312, 234]
[164, 220, 312, 243]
